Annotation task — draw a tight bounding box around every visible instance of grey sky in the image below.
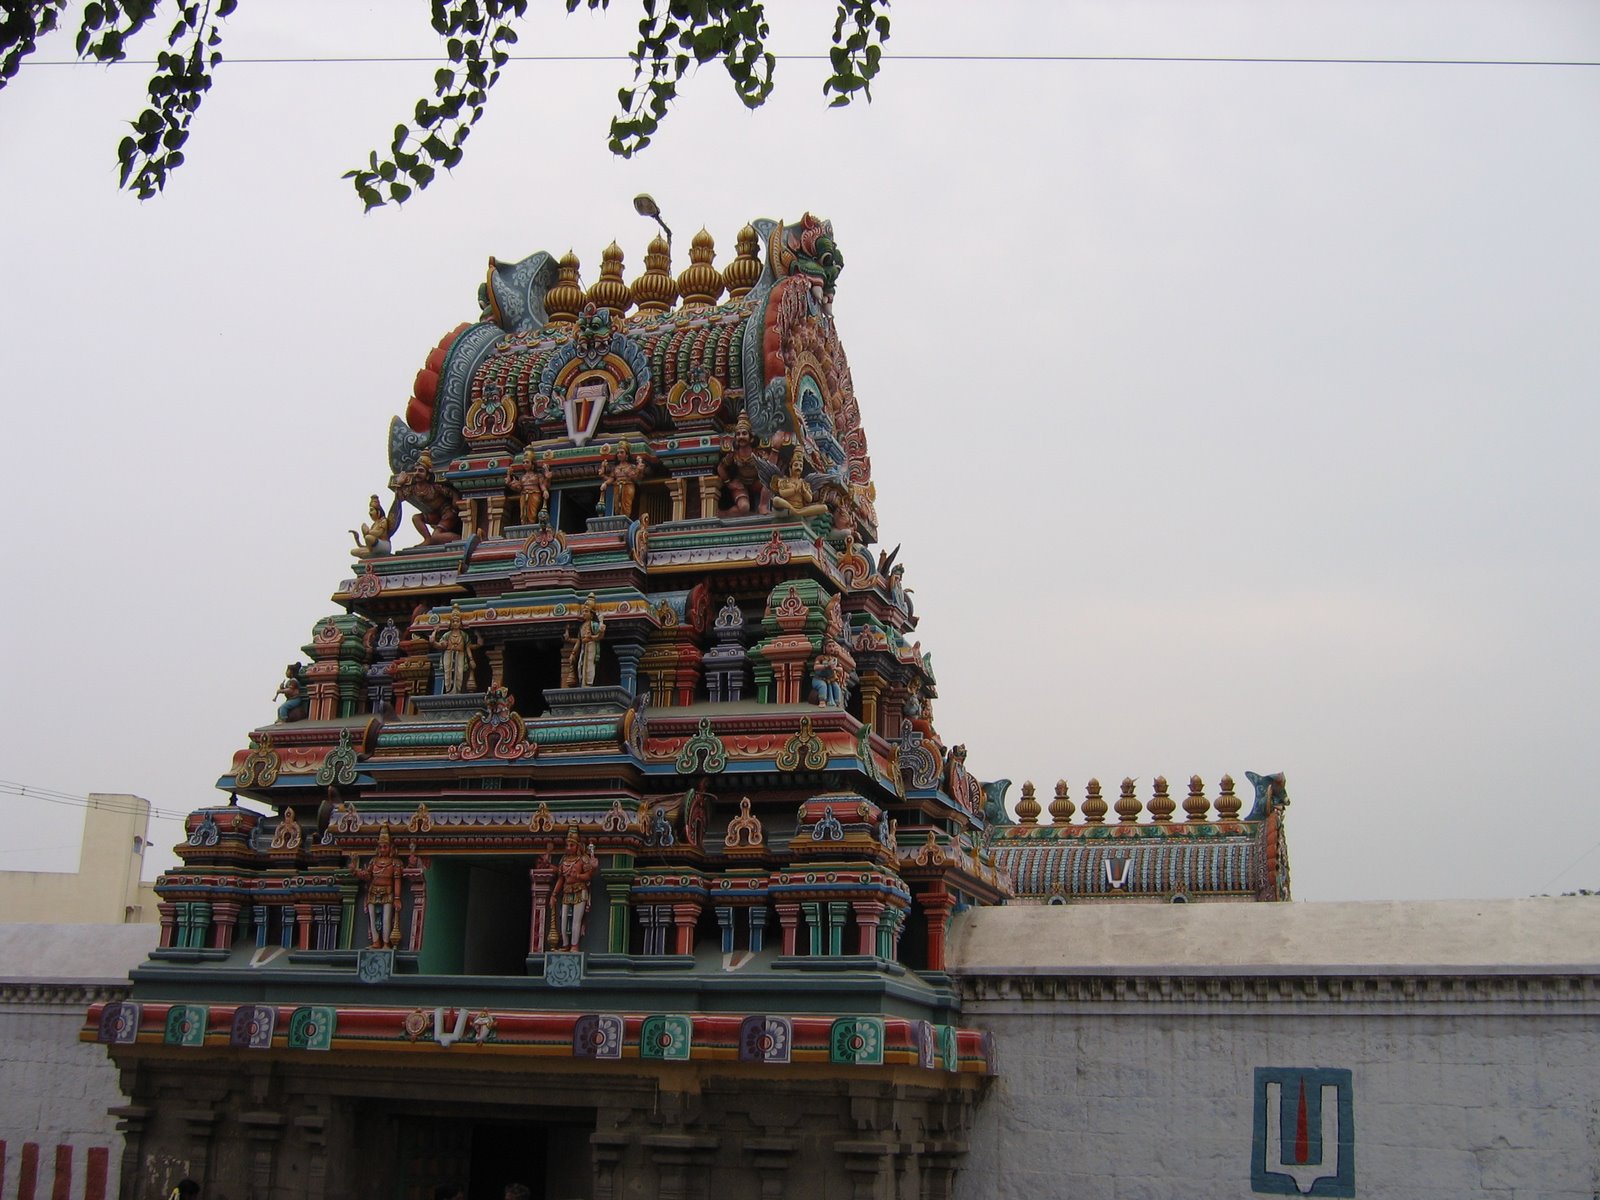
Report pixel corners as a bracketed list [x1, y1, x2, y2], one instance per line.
[1, 1, 1597, 901]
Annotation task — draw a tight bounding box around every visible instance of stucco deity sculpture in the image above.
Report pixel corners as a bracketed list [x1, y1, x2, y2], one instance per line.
[567, 594, 606, 687]
[352, 826, 405, 948]
[350, 493, 402, 558]
[274, 663, 308, 723]
[809, 654, 845, 707]
[717, 413, 771, 515]
[597, 440, 657, 519]
[548, 825, 599, 951]
[391, 451, 462, 544]
[430, 609, 481, 694]
[507, 449, 554, 526]
[771, 451, 831, 518]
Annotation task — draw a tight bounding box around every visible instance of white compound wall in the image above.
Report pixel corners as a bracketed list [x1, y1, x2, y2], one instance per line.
[0, 925, 159, 1200]
[949, 899, 1600, 1200]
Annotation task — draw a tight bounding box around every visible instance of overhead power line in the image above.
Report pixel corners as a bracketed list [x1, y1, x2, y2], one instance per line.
[18, 53, 1600, 68]
[0, 780, 192, 824]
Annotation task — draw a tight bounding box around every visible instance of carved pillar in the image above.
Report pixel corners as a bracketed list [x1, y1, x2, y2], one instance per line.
[881, 695, 904, 742]
[292, 1110, 329, 1200]
[856, 676, 884, 734]
[671, 901, 701, 955]
[667, 477, 689, 523]
[745, 1136, 797, 1200]
[338, 880, 359, 950]
[187, 901, 213, 950]
[295, 902, 316, 951]
[827, 901, 848, 956]
[775, 902, 801, 956]
[696, 475, 721, 519]
[455, 497, 477, 539]
[238, 1111, 286, 1199]
[611, 635, 647, 695]
[109, 1105, 150, 1200]
[715, 905, 736, 954]
[403, 858, 428, 952]
[603, 867, 634, 953]
[920, 891, 956, 972]
[801, 901, 823, 955]
[853, 899, 884, 956]
[178, 1109, 220, 1192]
[157, 902, 178, 949]
[748, 905, 768, 953]
[486, 494, 507, 538]
[591, 1133, 631, 1200]
[642, 1133, 719, 1200]
[919, 1143, 965, 1200]
[529, 863, 555, 954]
[836, 1142, 891, 1200]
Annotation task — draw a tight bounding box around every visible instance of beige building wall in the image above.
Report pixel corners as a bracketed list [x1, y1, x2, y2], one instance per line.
[0, 795, 159, 924]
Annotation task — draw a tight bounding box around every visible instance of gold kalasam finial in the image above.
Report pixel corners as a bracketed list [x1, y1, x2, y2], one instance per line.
[677, 227, 725, 308]
[1049, 779, 1075, 825]
[1148, 775, 1175, 823]
[1081, 778, 1107, 824]
[631, 233, 677, 313]
[1215, 774, 1241, 820]
[724, 223, 762, 299]
[1184, 775, 1210, 822]
[586, 241, 632, 318]
[1115, 777, 1142, 824]
[1015, 780, 1040, 825]
[545, 249, 585, 324]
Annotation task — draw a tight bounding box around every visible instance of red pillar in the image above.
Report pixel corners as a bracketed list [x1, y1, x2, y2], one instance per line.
[19, 1142, 39, 1200]
[853, 900, 884, 956]
[775, 903, 801, 956]
[157, 903, 178, 948]
[671, 903, 700, 955]
[210, 900, 241, 950]
[85, 1147, 109, 1200]
[50, 1145, 71, 1200]
[295, 903, 316, 951]
[920, 891, 956, 971]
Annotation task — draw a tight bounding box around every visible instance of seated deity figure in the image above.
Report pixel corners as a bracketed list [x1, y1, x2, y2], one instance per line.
[771, 451, 830, 518]
[506, 449, 553, 526]
[274, 663, 308, 722]
[350, 493, 402, 558]
[548, 826, 599, 951]
[809, 654, 845, 707]
[429, 609, 481, 694]
[352, 826, 405, 948]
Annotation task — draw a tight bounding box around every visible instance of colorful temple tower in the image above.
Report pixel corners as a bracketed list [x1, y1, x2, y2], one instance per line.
[89, 215, 1012, 1200]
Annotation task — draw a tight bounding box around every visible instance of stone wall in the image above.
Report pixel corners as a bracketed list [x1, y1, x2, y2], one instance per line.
[948, 900, 1600, 1200]
[0, 924, 161, 1200]
[0, 983, 130, 1200]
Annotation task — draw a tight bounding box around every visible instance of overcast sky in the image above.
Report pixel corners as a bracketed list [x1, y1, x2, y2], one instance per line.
[1, 1, 1597, 902]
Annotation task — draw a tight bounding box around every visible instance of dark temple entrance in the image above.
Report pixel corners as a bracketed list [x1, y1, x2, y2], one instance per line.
[395, 1114, 594, 1200]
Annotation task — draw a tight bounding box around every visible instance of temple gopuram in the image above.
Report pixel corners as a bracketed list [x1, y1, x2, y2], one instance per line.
[84, 212, 1290, 1200]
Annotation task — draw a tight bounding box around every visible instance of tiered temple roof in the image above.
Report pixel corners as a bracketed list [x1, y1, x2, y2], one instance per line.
[108, 213, 1014, 1078]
